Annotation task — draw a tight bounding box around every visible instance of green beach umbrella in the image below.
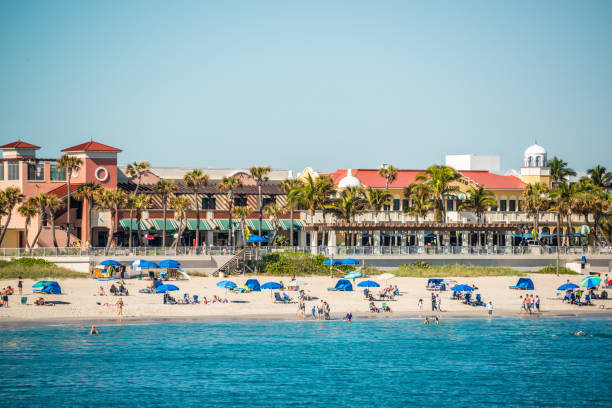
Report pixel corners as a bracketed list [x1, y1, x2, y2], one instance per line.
[32, 281, 54, 288]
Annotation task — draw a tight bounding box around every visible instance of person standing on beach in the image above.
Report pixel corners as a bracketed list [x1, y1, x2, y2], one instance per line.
[17, 277, 23, 296]
[435, 294, 441, 312]
[519, 296, 525, 314]
[431, 293, 436, 311]
[530, 294, 535, 312]
[535, 295, 540, 312]
[116, 298, 124, 316]
[487, 301, 493, 318]
[418, 298, 423, 311]
[311, 305, 316, 319]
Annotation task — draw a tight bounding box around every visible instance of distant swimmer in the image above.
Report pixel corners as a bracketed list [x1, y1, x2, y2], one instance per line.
[90, 325, 99, 335]
[424, 317, 430, 325]
[435, 316, 439, 325]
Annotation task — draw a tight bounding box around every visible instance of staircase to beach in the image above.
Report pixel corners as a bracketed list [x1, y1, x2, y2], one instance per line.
[212, 248, 259, 276]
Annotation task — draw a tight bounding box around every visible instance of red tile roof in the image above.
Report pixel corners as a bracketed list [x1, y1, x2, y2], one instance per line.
[47, 183, 84, 199]
[0, 141, 40, 149]
[61, 141, 122, 152]
[325, 169, 525, 190]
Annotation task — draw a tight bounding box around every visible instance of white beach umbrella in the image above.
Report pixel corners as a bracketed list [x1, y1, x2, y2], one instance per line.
[375, 273, 395, 281]
[287, 279, 307, 287]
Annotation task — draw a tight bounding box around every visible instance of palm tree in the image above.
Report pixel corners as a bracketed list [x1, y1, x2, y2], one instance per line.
[378, 164, 398, 220]
[522, 183, 549, 245]
[231, 206, 251, 247]
[547, 156, 576, 186]
[74, 183, 103, 246]
[153, 180, 177, 248]
[56, 154, 83, 246]
[572, 182, 610, 246]
[294, 174, 335, 247]
[94, 188, 126, 251]
[125, 161, 150, 248]
[134, 194, 152, 247]
[280, 179, 303, 247]
[45, 195, 64, 248]
[169, 196, 191, 248]
[30, 193, 52, 249]
[264, 204, 283, 245]
[249, 166, 271, 238]
[217, 176, 243, 247]
[403, 182, 434, 245]
[0, 187, 24, 246]
[459, 186, 497, 248]
[183, 169, 209, 247]
[367, 188, 392, 223]
[18, 198, 38, 249]
[549, 181, 573, 248]
[586, 165, 612, 188]
[416, 165, 461, 223]
[326, 187, 367, 246]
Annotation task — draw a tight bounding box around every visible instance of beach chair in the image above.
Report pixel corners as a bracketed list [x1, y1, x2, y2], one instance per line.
[21, 297, 27, 305]
[274, 292, 285, 303]
[282, 292, 294, 303]
[193, 295, 199, 303]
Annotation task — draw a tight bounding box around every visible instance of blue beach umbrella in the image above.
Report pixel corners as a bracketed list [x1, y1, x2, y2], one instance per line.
[159, 259, 181, 268]
[247, 235, 267, 243]
[261, 282, 283, 290]
[100, 260, 121, 266]
[323, 259, 342, 266]
[357, 280, 380, 288]
[345, 271, 363, 280]
[451, 284, 474, 292]
[156, 284, 179, 293]
[581, 277, 601, 288]
[216, 280, 237, 289]
[557, 283, 579, 290]
[98, 277, 118, 282]
[32, 280, 55, 288]
[341, 258, 360, 265]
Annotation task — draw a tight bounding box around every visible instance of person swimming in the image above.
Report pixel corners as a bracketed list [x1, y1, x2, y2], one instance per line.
[424, 317, 430, 325]
[435, 316, 439, 325]
[90, 325, 99, 335]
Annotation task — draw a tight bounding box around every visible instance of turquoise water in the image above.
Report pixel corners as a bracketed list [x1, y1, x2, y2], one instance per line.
[1, 317, 611, 407]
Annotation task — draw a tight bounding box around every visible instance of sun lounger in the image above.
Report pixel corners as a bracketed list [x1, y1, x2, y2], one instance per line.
[283, 292, 296, 303]
[274, 292, 285, 303]
[193, 295, 199, 303]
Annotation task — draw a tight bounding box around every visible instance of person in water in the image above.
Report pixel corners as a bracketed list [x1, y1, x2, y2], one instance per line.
[435, 316, 439, 325]
[424, 317, 430, 325]
[90, 325, 99, 335]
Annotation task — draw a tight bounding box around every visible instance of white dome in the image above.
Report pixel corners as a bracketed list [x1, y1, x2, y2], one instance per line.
[338, 169, 361, 188]
[525, 143, 546, 155]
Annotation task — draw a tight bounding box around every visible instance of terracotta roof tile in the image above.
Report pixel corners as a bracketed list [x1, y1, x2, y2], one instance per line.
[0, 141, 40, 149]
[48, 183, 84, 199]
[61, 141, 122, 152]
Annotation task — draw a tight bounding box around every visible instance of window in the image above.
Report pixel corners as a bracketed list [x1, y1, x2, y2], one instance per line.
[446, 199, 454, 211]
[490, 204, 497, 211]
[499, 200, 507, 211]
[28, 162, 45, 181]
[262, 197, 274, 208]
[201, 196, 216, 210]
[50, 164, 66, 181]
[0, 162, 3, 180]
[7, 162, 19, 180]
[402, 199, 409, 211]
[392, 199, 400, 211]
[509, 200, 516, 212]
[234, 196, 247, 207]
[383, 204, 390, 211]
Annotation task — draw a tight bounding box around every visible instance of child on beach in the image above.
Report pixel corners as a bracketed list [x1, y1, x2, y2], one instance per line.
[487, 301, 493, 317]
[311, 305, 316, 319]
[418, 299, 423, 311]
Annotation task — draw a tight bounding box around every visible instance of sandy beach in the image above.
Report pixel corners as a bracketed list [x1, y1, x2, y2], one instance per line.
[1, 274, 610, 324]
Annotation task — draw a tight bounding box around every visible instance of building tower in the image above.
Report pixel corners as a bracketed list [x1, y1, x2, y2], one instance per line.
[520, 142, 550, 185]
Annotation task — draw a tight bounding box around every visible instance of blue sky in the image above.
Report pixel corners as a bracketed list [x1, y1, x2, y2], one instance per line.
[1, 0, 610, 173]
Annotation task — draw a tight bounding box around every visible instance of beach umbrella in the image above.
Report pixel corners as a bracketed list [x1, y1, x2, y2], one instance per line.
[557, 283, 579, 290]
[100, 260, 121, 266]
[345, 271, 363, 280]
[341, 258, 360, 265]
[247, 235, 267, 243]
[32, 280, 55, 288]
[375, 273, 395, 281]
[451, 284, 474, 292]
[216, 280, 237, 289]
[581, 277, 601, 288]
[261, 282, 283, 290]
[97, 277, 118, 282]
[323, 259, 342, 265]
[159, 259, 181, 268]
[287, 279, 307, 287]
[606, 279, 612, 286]
[131, 259, 159, 268]
[357, 280, 380, 288]
[156, 284, 179, 293]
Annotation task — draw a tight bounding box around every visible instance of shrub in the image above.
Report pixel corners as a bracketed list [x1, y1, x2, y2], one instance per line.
[535, 265, 580, 275]
[260, 252, 355, 276]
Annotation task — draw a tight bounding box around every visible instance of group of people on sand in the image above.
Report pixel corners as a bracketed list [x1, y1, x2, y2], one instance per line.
[519, 294, 541, 314]
[307, 300, 330, 320]
[430, 293, 443, 311]
[1, 286, 16, 307]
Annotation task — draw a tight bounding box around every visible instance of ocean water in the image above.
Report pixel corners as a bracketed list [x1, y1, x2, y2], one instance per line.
[0, 317, 610, 407]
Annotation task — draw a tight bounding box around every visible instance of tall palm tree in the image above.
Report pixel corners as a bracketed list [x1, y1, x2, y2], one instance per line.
[125, 161, 150, 248]
[56, 154, 83, 247]
[183, 169, 209, 247]
[378, 164, 398, 220]
[249, 166, 271, 238]
[30, 193, 51, 249]
[326, 187, 367, 246]
[586, 165, 612, 188]
[231, 206, 251, 247]
[549, 181, 571, 248]
[459, 186, 497, 248]
[153, 180, 177, 248]
[135, 194, 152, 247]
[404, 183, 434, 222]
[217, 176, 243, 247]
[264, 204, 283, 245]
[0, 187, 24, 246]
[45, 195, 64, 248]
[416, 165, 461, 223]
[294, 174, 335, 247]
[280, 178, 303, 247]
[522, 183, 549, 245]
[18, 197, 38, 249]
[573, 182, 610, 246]
[367, 188, 392, 223]
[547, 156, 576, 186]
[169, 196, 191, 248]
[74, 183, 103, 246]
[94, 188, 126, 251]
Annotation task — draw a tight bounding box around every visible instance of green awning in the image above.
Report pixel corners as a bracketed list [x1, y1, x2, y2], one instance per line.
[247, 219, 272, 231]
[186, 219, 214, 231]
[150, 219, 178, 231]
[119, 219, 150, 230]
[280, 219, 303, 230]
[214, 219, 229, 230]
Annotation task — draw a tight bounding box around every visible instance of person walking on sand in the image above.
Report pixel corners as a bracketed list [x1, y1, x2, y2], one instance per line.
[431, 293, 436, 311]
[418, 298, 423, 311]
[435, 294, 441, 312]
[519, 296, 525, 314]
[311, 305, 316, 319]
[535, 295, 540, 313]
[116, 298, 124, 316]
[487, 301, 493, 318]
[17, 277, 23, 296]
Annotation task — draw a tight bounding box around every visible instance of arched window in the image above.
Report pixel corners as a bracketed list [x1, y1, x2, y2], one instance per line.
[536, 156, 542, 167]
[528, 156, 533, 167]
